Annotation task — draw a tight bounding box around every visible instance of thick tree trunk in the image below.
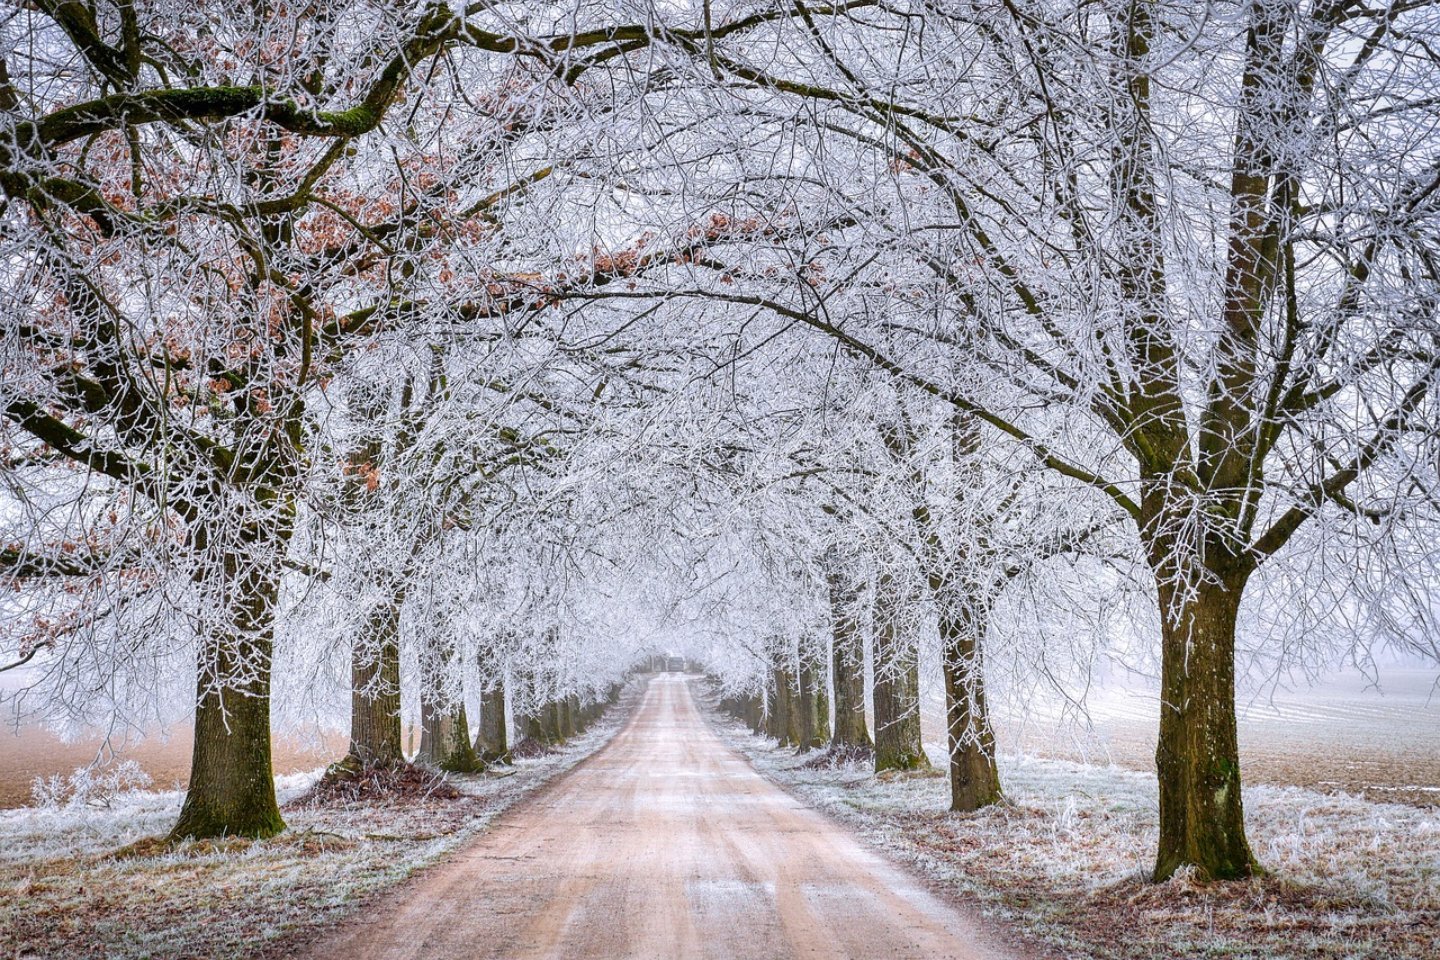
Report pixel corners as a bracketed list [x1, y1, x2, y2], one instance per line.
[418, 639, 481, 774]
[563, 695, 579, 738]
[796, 635, 829, 750]
[1153, 572, 1255, 880]
[871, 580, 929, 773]
[939, 606, 1001, 811]
[766, 668, 795, 745]
[745, 692, 765, 734]
[524, 711, 547, 746]
[419, 698, 482, 773]
[542, 700, 565, 744]
[171, 555, 284, 840]
[781, 667, 803, 746]
[796, 662, 820, 750]
[814, 672, 831, 745]
[475, 680, 509, 763]
[828, 571, 871, 750]
[344, 598, 404, 768]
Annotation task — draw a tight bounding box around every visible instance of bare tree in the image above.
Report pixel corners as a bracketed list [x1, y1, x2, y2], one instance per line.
[621, 0, 1440, 879]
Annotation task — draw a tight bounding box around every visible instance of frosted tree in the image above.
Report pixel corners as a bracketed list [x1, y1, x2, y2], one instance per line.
[0, 1, 488, 838]
[0, 0, 732, 837]
[636, 0, 1440, 879]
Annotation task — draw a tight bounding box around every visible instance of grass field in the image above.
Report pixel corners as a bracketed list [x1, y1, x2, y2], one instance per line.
[947, 665, 1440, 807]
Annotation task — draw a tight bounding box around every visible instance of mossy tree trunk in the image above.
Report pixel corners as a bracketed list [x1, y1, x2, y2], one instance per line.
[827, 567, 871, 750]
[516, 669, 549, 748]
[416, 632, 481, 773]
[939, 602, 1001, 811]
[171, 552, 285, 840]
[1152, 563, 1255, 880]
[872, 574, 929, 773]
[915, 414, 1001, 810]
[418, 697, 482, 772]
[814, 673, 831, 745]
[555, 698, 569, 740]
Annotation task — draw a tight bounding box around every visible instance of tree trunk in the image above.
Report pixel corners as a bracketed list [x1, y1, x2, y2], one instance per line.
[796, 635, 829, 750]
[828, 570, 871, 750]
[796, 662, 820, 751]
[171, 555, 285, 840]
[417, 639, 481, 774]
[766, 669, 794, 745]
[475, 680, 509, 763]
[419, 698, 482, 773]
[781, 667, 803, 746]
[745, 692, 765, 734]
[542, 701, 565, 744]
[814, 670, 831, 745]
[344, 598, 404, 768]
[939, 605, 1001, 811]
[872, 576, 929, 773]
[524, 711, 547, 746]
[1153, 572, 1255, 880]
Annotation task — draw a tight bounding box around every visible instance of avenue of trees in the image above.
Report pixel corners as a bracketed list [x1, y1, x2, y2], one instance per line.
[2, 0, 1437, 884]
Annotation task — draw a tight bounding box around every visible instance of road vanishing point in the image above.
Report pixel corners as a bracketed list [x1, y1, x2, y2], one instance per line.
[305, 674, 1026, 960]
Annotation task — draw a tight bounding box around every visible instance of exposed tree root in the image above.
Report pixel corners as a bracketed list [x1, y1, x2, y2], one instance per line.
[109, 833, 257, 860]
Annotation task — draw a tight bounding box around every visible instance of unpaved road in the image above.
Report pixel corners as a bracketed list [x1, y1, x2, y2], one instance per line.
[304, 674, 1024, 960]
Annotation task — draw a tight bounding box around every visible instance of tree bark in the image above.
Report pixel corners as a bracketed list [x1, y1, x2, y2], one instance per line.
[795, 634, 830, 750]
[343, 598, 404, 768]
[542, 700, 565, 744]
[523, 711, 547, 746]
[828, 569, 871, 750]
[419, 698, 482, 773]
[796, 662, 820, 751]
[766, 668, 795, 746]
[871, 576, 929, 773]
[417, 634, 481, 773]
[781, 667, 803, 746]
[564, 695, 580, 738]
[814, 671, 831, 745]
[1153, 570, 1255, 880]
[170, 554, 285, 840]
[939, 605, 1001, 811]
[475, 680, 509, 763]
[745, 692, 765, 734]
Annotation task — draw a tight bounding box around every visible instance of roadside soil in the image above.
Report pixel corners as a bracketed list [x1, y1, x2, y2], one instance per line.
[297, 674, 1032, 960]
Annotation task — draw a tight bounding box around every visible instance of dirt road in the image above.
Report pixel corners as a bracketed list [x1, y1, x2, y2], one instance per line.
[304, 674, 1024, 960]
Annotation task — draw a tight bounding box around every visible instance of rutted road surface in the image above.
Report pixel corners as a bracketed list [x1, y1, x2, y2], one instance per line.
[305, 674, 1025, 960]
